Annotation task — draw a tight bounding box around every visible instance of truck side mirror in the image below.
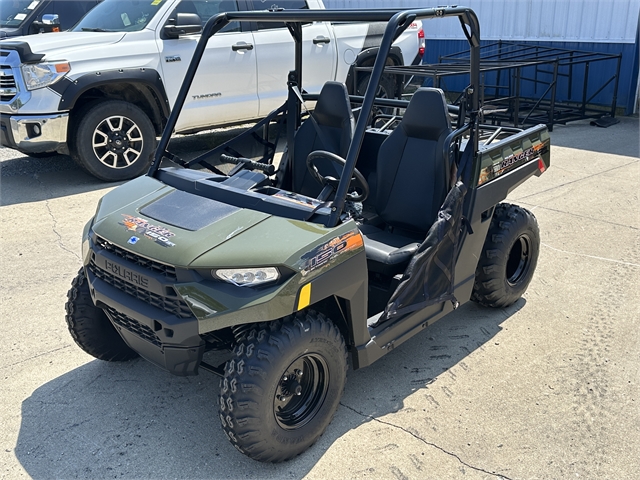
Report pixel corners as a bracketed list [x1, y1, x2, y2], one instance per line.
[163, 13, 202, 39]
[32, 13, 61, 33]
[42, 14, 60, 26]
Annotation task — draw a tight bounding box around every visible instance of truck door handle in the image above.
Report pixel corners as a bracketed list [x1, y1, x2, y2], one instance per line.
[232, 42, 254, 51]
[313, 36, 331, 45]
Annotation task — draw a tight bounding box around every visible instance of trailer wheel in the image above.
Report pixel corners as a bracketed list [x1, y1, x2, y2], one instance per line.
[65, 268, 138, 361]
[219, 311, 347, 462]
[471, 203, 540, 308]
[70, 100, 155, 182]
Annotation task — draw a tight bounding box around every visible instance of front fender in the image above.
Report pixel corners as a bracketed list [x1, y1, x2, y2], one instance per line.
[50, 68, 170, 117]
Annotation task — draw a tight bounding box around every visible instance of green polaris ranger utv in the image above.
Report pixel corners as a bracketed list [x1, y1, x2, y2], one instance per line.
[65, 6, 550, 462]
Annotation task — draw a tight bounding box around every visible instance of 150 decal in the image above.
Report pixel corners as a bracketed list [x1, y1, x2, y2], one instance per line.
[296, 231, 363, 276]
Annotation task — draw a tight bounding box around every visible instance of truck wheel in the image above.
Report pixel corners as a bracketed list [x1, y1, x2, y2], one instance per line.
[70, 100, 155, 182]
[219, 311, 347, 462]
[471, 203, 540, 308]
[356, 73, 396, 100]
[65, 268, 138, 361]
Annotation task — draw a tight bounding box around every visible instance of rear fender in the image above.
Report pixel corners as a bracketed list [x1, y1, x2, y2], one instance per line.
[473, 123, 550, 215]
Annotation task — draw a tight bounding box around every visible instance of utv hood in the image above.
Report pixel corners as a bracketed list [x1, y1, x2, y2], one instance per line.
[91, 176, 270, 267]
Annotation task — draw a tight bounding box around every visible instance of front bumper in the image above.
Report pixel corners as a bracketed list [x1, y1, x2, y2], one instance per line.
[85, 236, 205, 376]
[0, 113, 69, 154]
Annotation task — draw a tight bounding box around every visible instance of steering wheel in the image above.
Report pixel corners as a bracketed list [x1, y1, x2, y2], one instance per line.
[306, 150, 369, 203]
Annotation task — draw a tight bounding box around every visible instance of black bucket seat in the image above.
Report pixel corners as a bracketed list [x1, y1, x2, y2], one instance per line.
[291, 81, 355, 198]
[360, 87, 453, 275]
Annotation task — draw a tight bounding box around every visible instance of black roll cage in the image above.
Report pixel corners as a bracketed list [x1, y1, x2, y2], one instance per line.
[149, 6, 481, 228]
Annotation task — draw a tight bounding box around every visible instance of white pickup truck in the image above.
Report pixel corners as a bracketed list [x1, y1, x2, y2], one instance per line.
[0, 0, 423, 181]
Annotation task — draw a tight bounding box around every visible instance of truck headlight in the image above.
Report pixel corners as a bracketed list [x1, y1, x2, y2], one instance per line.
[215, 267, 280, 287]
[21, 62, 70, 91]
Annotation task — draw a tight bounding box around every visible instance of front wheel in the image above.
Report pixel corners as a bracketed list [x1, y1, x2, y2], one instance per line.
[471, 203, 540, 308]
[70, 100, 156, 182]
[219, 312, 347, 462]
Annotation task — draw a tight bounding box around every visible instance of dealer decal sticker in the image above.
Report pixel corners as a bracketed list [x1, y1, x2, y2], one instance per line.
[119, 214, 176, 248]
[296, 230, 363, 276]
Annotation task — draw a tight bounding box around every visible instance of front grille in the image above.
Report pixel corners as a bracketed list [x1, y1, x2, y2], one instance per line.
[95, 236, 177, 281]
[0, 66, 16, 102]
[90, 259, 193, 319]
[103, 306, 161, 347]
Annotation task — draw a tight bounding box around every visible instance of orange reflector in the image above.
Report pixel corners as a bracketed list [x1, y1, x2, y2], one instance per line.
[52, 27, 60, 32]
[55, 63, 70, 73]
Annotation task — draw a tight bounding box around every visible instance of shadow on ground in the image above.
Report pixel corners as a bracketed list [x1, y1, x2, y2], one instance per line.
[0, 127, 250, 207]
[0, 153, 121, 207]
[15, 300, 522, 479]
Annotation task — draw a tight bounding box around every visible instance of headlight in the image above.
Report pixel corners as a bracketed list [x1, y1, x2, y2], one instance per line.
[215, 267, 280, 287]
[21, 62, 70, 91]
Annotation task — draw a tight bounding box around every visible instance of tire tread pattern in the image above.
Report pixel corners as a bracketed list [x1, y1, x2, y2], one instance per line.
[219, 311, 347, 462]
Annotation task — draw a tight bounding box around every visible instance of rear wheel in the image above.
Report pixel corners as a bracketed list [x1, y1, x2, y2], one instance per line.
[219, 311, 347, 462]
[471, 203, 540, 308]
[65, 268, 138, 361]
[70, 100, 155, 182]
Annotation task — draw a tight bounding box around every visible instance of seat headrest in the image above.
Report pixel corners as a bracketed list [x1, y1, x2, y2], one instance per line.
[313, 81, 354, 129]
[401, 88, 452, 140]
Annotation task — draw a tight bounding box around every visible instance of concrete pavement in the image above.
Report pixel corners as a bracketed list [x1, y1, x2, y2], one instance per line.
[1, 117, 638, 479]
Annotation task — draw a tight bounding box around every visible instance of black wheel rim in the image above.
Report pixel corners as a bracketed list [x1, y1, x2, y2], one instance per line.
[274, 353, 329, 430]
[92, 115, 144, 169]
[506, 233, 531, 286]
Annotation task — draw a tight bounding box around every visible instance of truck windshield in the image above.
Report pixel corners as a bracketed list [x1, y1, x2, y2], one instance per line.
[0, 0, 38, 28]
[71, 0, 165, 32]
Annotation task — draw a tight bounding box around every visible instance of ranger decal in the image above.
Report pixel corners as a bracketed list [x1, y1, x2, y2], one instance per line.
[479, 143, 549, 185]
[119, 214, 176, 248]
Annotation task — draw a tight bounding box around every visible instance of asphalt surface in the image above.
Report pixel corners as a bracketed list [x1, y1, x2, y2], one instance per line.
[1, 117, 639, 479]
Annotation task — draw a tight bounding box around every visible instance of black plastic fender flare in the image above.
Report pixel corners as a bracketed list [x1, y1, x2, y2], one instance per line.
[51, 68, 171, 118]
[345, 45, 404, 96]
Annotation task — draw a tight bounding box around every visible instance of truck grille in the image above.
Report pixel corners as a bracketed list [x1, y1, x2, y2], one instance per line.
[95, 236, 178, 281]
[0, 66, 17, 102]
[103, 305, 161, 347]
[90, 259, 193, 319]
